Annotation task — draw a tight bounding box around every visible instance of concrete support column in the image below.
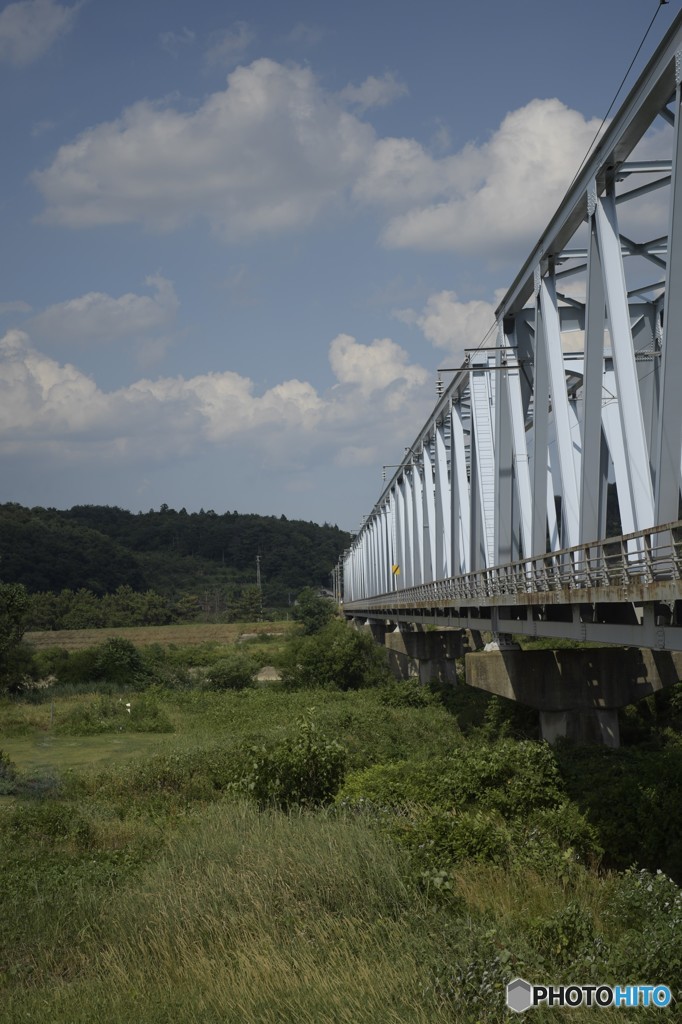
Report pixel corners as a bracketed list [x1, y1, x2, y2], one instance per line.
[465, 647, 682, 747]
[539, 709, 620, 748]
[384, 627, 463, 685]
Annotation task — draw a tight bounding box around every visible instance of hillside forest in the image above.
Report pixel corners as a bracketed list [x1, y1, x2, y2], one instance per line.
[0, 503, 350, 629]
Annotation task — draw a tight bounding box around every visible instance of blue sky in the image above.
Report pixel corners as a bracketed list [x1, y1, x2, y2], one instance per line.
[0, 0, 678, 529]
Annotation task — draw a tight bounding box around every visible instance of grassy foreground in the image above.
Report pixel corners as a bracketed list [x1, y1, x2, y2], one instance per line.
[1, 624, 681, 1022]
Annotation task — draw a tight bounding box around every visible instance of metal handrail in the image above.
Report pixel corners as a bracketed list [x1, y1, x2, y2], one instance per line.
[345, 520, 682, 609]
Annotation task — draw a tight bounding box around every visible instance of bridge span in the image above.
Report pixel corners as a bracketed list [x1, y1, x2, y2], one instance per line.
[342, 12, 682, 741]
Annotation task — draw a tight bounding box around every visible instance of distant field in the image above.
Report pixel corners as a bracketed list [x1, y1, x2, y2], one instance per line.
[25, 621, 297, 650]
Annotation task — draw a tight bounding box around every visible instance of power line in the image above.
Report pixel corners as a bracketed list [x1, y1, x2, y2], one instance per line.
[566, 0, 670, 195]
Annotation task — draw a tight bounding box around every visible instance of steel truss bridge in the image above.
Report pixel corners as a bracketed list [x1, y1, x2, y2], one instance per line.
[343, 12, 682, 652]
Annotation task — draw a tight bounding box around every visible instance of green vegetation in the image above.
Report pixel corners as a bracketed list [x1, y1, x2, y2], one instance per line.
[0, 621, 681, 1022]
[0, 503, 349, 628]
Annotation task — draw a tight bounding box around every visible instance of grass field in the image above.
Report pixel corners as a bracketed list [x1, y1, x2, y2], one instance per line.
[1, 624, 681, 1022]
[25, 620, 296, 650]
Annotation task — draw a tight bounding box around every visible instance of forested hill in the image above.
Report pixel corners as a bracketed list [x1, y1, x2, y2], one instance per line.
[0, 503, 350, 603]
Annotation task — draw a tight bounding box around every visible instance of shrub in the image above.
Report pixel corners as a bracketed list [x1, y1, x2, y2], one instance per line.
[201, 651, 256, 691]
[0, 748, 17, 795]
[56, 695, 174, 735]
[338, 740, 564, 819]
[94, 638, 147, 686]
[280, 620, 391, 690]
[292, 587, 336, 634]
[241, 714, 347, 809]
[33, 646, 70, 680]
[47, 646, 101, 687]
[605, 869, 682, 989]
[379, 678, 438, 708]
[557, 744, 682, 878]
[402, 807, 514, 870]
[6, 800, 93, 850]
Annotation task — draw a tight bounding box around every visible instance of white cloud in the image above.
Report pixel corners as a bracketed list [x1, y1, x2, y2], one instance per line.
[0, 0, 81, 66]
[399, 291, 497, 359]
[329, 333, 428, 396]
[0, 329, 431, 466]
[31, 64, 602, 259]
[378, 99, 602, 252]
[340, 73, 407, 112]
[204, 21, 254, 69]
[33, 59, 375, 238]
[28, 275, 179, 344]
[397, 288, 510, 360]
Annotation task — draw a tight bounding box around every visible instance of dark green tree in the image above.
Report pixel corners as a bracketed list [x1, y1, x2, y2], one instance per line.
[0, 581, 30, 688]
[292, 587, 336, 634]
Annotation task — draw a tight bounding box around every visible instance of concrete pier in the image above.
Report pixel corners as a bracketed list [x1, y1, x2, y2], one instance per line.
[465, 648, 682, 747]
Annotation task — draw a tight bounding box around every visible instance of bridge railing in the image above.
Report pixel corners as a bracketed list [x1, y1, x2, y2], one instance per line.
[343, 520, 682, 610]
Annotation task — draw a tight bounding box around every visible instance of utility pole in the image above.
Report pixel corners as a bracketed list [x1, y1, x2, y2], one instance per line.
[256, 552, 263, 621]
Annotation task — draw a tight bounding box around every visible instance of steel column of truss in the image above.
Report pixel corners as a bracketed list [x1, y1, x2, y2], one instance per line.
[451, 400, 471, 575]
[412, 461, 425, 585]
[539, 274, 581, 549]
[402, 471, 414, 588]
[469, 362, 496, 567]
[422, 441, 436, 583]
[343, 14, 682, 643]
[595, 192, 655, 532]
[581, 200, 608, 547]
[434, 421, 452, 578]
[655, 70, 682, 522]
[504, 332, 533, 560]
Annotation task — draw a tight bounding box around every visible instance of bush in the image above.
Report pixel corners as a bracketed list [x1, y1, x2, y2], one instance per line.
[379, 679, 438, 709]
[402, 807, 514, 870]
[338, 740, 564, 819]
[37, 639, 152, 691]
[280, 620, 391, 690]
[0, 749, 17, 795]
[95, 745, 243, 801]
[557, 744, 682, 879]
[241, 715, 347, 809]
[292, 587, 336, 634]
[6, 800, 93, 850]
[605, 869, 682, 989]
[0, 640, 38, 693]
[56, 695, 174, 735]
[201, 651, 256, 691]
[94, 638, 147, 686]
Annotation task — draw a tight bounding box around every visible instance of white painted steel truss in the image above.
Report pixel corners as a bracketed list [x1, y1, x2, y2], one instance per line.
[344, 12, 682, 650]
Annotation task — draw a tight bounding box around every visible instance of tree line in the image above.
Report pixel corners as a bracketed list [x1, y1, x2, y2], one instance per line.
[0, 502, 349, 604]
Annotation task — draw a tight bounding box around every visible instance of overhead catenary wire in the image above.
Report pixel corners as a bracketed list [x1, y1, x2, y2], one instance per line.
[461, 0, 671, 371]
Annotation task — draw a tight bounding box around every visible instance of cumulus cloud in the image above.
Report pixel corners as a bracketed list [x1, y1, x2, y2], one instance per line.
[31, 62, 602, 258]
[33, 59, 375, 237]
[28, 275, 179, 345]
[0, 0, 81, 66]
[0, 328, 430, 465]
[339, 72, 408, 112]
[377, 99, 602, 252]
[397, 291, 497, 359]
[329, 333, 428, 398]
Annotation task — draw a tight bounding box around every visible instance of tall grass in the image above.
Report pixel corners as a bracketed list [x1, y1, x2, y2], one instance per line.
[3, 802, 453, 1024]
